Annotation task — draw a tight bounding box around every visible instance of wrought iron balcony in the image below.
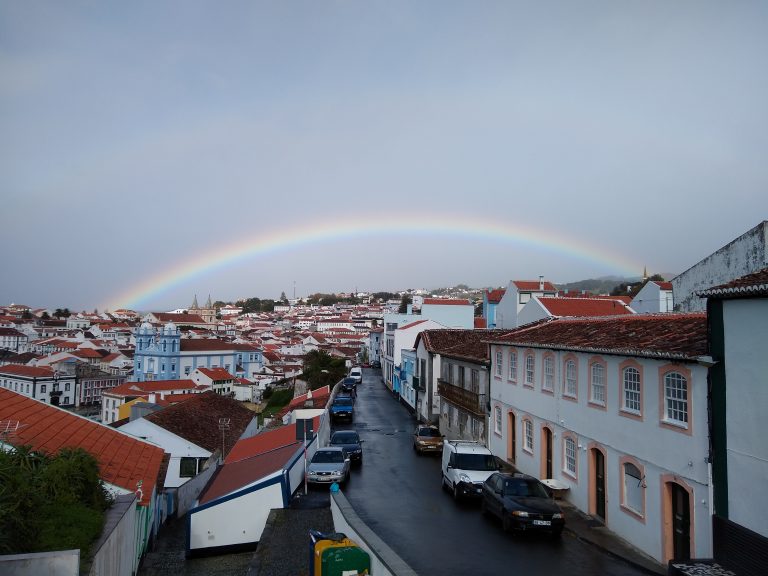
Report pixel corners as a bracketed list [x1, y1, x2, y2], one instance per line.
[437, 379, 486, 417]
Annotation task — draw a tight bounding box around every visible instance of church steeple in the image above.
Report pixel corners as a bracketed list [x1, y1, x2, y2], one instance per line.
[191, 294, 199, 310]
[642, 266, 648, 282]
[205, 294, 212, 309]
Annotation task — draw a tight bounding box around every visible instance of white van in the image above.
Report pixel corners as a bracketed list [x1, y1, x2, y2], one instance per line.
[441, 440, 500, 500]
[349, 366, 362, 384]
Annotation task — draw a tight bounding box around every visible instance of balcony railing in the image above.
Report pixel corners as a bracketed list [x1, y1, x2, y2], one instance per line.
[437, 379, 486, 417]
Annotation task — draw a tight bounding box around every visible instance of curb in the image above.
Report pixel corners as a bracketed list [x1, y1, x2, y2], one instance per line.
[562, 523, 665, 575]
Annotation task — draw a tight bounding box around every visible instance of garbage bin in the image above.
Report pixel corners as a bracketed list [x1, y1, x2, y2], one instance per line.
[309, 530, 371, 576]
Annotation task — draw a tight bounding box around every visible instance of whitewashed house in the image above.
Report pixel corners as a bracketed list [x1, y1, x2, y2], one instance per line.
[630, 281, 674, 313]
[699, 268, 768, 567]
[495, 278, 558, 328]
[486, 314, 713, 564]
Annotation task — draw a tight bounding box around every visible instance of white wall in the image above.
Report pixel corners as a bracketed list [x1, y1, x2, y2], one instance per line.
[673, 221, 768, 312]
[189, 474, 284, 551]
[723, 298, 768, 537]
[517, 297, 549, 327]
[118, 419, 210, 489]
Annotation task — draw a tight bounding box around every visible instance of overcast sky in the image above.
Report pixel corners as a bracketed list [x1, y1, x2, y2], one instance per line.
[2, 1, 767, 312]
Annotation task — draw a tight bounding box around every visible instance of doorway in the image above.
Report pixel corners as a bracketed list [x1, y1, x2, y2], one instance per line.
[507, 412, 516, 464]
[593, 449, 606, 521]
[671, 483, 691, 560]
[543, 427, 553, 479]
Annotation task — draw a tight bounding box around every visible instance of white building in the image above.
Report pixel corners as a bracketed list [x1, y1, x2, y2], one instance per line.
[699, 267, 768, 561]
[630, 281, 674, 313]
[0, 364, 78, 407]
[673, 220, 768, 312]
[486, 314, 713, 564]
[495, 279, 558, 328]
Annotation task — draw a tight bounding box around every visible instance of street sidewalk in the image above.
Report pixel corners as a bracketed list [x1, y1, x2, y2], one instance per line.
[495, 458, 665, 575]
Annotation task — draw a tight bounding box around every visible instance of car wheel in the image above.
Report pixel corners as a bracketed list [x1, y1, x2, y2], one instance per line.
[550, 529, 562, 540]
[441, 475, 448, 491]
[480, 498, 488, 516]
[452, 482, 460, 501]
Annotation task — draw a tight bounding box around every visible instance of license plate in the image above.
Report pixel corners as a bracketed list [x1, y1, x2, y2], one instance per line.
[533, 520, 551, 526]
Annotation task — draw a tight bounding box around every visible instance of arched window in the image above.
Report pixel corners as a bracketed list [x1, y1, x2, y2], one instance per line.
[523, 418, 534, 453]
[623, 462, 645, 515]
[525, 354, 535, 386]
[508, 351, 517, 382]
[543, 355, 554, 391]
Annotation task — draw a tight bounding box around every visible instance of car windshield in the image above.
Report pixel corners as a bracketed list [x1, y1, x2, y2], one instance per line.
[418, 427, 441, 437]
[334, 398, 353, 406]
[455, 454, 497, 471]
[504, 479, 550, 498]
[313, 451, 344, 464]
[332, 432, 359, 444]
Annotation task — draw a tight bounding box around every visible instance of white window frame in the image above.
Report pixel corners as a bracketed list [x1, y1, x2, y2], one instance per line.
[523, 419, 534, 453]
[495, 350, 503, 377]
[525, 354, 535, 386]
[494, 406, 502, 435]
[591, 362, 605, 405]
[564, 360, 577, 397]
[508, 350, 517, 382]
[623, 462, 645, 516]
[664, 372, 688, 427]
[543, 355, 554, 391]
[564, 437, 577, 477]
[622, 367, 641, 414]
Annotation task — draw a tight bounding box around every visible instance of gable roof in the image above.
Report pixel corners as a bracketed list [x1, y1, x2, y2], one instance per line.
[104, 379, 203, 398]
[225, 415, 322, 464]
[180, 339, 255, 352]
[144, 391, 255, 454]
[0, 388, 166, 505]
[485, 289, 506, 304]
[698, 267, 768, 299]
[196, 367, 236, 381]
[399, 319, 429, 331]
[487, 313, 707, 361]
[417, 329, 513, 363]
[152, 312, 207, 324]
[0, 364, 55, 378]
[536, 297, 634, 317]
[652, 281, 674, 290]
[513, 280, 557, 292]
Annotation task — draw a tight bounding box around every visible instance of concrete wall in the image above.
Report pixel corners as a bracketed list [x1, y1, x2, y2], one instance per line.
[176, 456, 219, 517]
[673, 221, 768, 312]
[88, 494, 137, 576]
[330, 490, 417, 576]
[723, 298, 768, 537]
[0, 550, 79, 576]
[487, 343, 712, 562]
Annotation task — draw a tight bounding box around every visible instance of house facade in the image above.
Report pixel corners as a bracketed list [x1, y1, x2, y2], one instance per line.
[482, 289, 505, 329]
[133, 322, 263, 382]
[0, 364, 78, 407]
[630, 281, 674, 313]
[700, 268, 768, 568]
[486, 314, 713, 564]
[495, 279, 558, 328]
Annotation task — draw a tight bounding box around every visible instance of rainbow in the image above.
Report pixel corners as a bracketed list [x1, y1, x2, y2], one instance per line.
[109, 215, 641, 310]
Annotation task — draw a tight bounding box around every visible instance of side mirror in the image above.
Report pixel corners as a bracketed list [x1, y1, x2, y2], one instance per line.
[345, 458, 351, 463]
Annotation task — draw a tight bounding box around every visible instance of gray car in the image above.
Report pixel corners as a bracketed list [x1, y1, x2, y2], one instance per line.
[307, 447, 351, 485]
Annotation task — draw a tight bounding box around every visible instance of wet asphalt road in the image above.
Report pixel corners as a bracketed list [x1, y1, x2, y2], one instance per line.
[333, 368, 647, 576]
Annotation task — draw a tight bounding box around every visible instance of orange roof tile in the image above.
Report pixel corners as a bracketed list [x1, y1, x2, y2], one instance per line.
[537, 297, 634, 317]
[0, 364, 55, 378]
[422, 298, 471, 306]
[0, 388, 166, 505]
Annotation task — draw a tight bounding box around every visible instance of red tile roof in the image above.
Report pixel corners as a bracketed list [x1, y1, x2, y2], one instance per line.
[144, 391, 256, 454]
[152, 312, 207, 323]
[417, 329, 514, 362]
[422, 298, 471, 306]
[0, 364, 54, 378]
[653, 281, 674, 290]
[513, 280, 557, 292]
[537, 297, 634, 317]
[485, 289, 506, 303]
[180, 339, 243, 352]
[225, 415, 322, 464]
[0, 388, 165, 505]
[199, 442, 300, 505]
[104, 380, 202, 398]
[474, 317, 487, 329]
[698, 267, 768, 299]
[487, 313, 707, 361]
[196, 367, 235, 380]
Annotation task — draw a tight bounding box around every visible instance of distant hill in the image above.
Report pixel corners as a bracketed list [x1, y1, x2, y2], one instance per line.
[557, 276, 641, 296]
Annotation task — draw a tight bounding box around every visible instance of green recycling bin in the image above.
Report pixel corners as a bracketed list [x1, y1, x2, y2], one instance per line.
[316, 539, 370, 576]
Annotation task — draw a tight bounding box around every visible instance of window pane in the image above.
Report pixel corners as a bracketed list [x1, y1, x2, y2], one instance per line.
[623, 368, 641, 412]
[544, 357, 554, 390]
[664, 372, 688, 424]
[591, 363, 605, 404]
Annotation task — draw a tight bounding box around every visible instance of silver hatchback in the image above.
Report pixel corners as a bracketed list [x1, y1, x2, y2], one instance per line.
[307, 447, 351, 485]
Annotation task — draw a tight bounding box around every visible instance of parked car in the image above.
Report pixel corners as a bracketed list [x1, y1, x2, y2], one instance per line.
[341, 377, 357, 394]
[330, 430, 363, 465]
[371, 360, 381, 369]
[330, 395, 354, 422]
[441, 440, 500, 500]
[307, 447, 351, 485]
[412, 425, 443, 455]
[348, 366, 363, 384]
[480, 472, 564, 537]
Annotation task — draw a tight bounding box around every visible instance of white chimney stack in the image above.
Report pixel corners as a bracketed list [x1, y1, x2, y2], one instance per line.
[539, 275, 544, 291]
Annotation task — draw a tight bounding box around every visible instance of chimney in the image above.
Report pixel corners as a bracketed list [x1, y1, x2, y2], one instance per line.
[539, 275, 544, 291]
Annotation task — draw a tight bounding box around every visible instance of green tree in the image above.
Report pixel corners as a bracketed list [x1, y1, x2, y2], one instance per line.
[0, 446, 111, 556]
[398, 294, 412, 314]
[302, 350, 347, 390]
[280, 291, 288, 303]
